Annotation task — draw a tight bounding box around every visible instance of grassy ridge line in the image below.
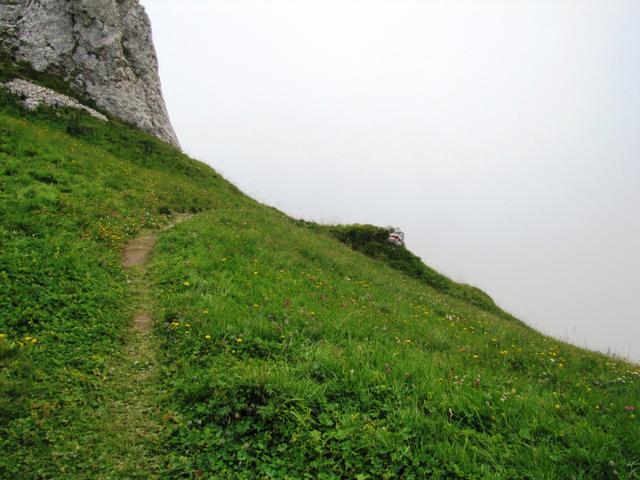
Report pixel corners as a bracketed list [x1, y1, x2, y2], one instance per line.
[151, 207, 640, 478]
[0, 94, 241, 477]
[297, 221, 519, 321]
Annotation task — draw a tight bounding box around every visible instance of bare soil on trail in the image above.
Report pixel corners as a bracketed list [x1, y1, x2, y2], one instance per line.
[123, 214, 190, 269]
[122, 233, 157, 268]
[123, 233, 158, 333]
[132, 312, 153, 333]
[123, 214, 190, 333]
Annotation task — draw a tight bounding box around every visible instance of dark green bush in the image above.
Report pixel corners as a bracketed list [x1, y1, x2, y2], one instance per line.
[65, 114, 92, 137]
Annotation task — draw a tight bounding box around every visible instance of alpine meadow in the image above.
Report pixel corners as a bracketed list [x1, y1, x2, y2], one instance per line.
[1, 2, 639, 479]
[0, 73, 638, 480]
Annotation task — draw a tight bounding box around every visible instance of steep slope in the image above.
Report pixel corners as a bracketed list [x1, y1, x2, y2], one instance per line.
[0, 90, 242, 477]
[0, 88, 638, 478]
[151, 203, 640, 479]
[297, 222, 514, 320]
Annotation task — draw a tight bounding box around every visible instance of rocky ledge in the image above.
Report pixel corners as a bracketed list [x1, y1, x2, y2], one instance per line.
[4, 78, 108, 121]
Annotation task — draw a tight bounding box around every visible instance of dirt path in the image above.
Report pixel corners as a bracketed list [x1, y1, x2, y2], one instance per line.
[122, 233, 157, 269]
[123, 233, 160, 333]
[83, 215, 190, 478]
[123, 213, 190, 332]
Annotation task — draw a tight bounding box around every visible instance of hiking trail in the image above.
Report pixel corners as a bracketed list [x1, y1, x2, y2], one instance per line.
[84, 215, 190, 478]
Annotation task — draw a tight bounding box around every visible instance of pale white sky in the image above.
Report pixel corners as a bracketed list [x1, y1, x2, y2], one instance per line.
[141, 0, 640, 362]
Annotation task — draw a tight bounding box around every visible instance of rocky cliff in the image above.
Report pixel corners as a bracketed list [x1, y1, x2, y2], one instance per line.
[0, 0, 180, 148]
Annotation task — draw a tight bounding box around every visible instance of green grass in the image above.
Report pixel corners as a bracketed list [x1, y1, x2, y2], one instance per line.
[151, 207, 639, 479]
[0, 89, 244, 477]
[296, 222, 515, 320]
[1, 83, 639, 479]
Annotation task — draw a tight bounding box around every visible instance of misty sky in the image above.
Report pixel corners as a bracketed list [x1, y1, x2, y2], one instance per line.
[141, 0, 640, 362]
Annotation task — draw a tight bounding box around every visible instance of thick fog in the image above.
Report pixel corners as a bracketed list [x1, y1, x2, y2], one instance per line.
[141, 0, 640, 362]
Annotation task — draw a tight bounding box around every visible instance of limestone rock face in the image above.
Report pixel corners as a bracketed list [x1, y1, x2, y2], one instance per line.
[0, 0, 180, 148]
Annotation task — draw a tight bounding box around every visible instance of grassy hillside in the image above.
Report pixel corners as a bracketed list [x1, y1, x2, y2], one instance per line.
[151, 207, 639, 479]
[0, 90, 246, 477]
[1, 85, 639, 479]
[296, 222, 515, 320]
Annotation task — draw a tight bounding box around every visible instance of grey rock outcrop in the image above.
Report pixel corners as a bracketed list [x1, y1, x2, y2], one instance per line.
[0, 0, 180, 148]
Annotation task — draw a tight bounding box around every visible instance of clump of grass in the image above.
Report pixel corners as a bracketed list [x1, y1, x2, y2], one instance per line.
[65, 113, 93, 138]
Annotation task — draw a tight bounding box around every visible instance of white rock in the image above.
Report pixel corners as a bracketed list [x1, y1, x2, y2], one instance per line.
[3, 78, 108, 121]
[0, 0, 180, 148]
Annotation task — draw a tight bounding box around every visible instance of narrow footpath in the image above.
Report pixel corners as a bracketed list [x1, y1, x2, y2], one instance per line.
[86, 216, 189, 479]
